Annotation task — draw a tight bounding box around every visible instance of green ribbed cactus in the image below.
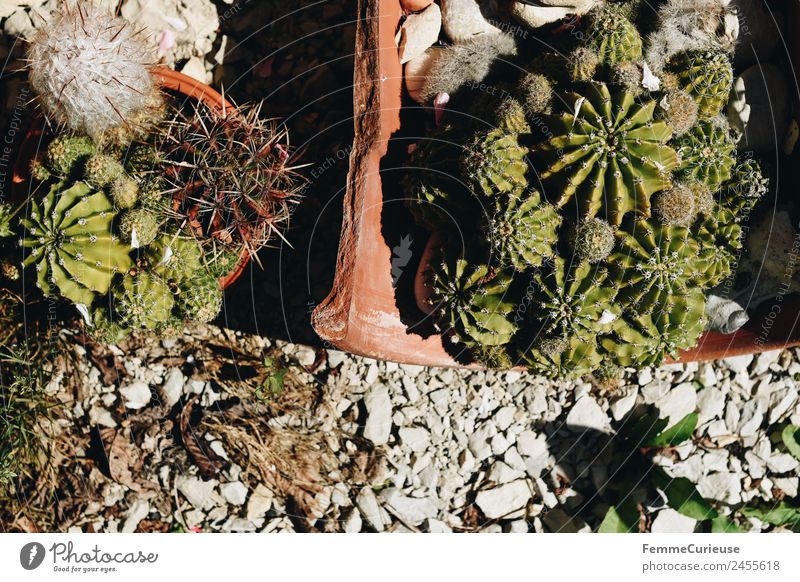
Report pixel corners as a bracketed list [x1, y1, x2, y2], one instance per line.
[461, 128, 528, 198]
[480, 190, 560, 270]
[112, 272, 174, 330]
[600, 290, 706, 367]
[119, 208, 159, 247]
[566, 47, 600, 83]
[609, 220, 708, 311]
[204, 246, 243, 279]
[426, 253, 517, 347]
[46, 135, 96, 176]
[586, 6, 643, 66]
[722, 158, 769, 218]
[175, 270, 223, 323]
[145, 232, 204, 284]
[532, 83, 678, 225]
[674, 121, 736, 190]
[471, 344, 514, 370]
[520, 334, 602, 378]
[493, 97, 531, 134]
[695, 206, 742, 287]
[90, 307, 131, 344]
[530, 257, 619, 340]
[19, 181, 132, 305]
[667, 50, 733, 119]
[405, 124, 475, 230]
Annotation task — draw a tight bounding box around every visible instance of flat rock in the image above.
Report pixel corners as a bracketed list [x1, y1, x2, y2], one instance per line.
[356, 487, 387, 532]
[121, 499, 150, 533]
[246, 484, 273, 522]
[397, 2, 441, 64]
[656, 383, 697, 425]
[220, 481, 248, 506]
[119, 382, 151, 410]
[650, 508, 697, 533]
[176, 476, 218, 510]
[399, 426, 430, 452]
[475, 480, 532, 519]
[510, 0, 597, 29]
[379, 488, 438, 525]
[696, 387, 726, 426]
[363, 384, 392, 445]
[566, 396, 610, 433]
[722, 353, 754, 374]
[697, 472, 742, 505]
[766, 453, 799, 474]
[161, 368, 184, 407]
[610, 387, 638, 421]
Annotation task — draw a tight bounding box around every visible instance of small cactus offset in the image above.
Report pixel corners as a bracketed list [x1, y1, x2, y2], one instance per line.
[461, 129, 529, 197]
[674, 121, 736, 190]
[19, 181, 132, 305]
[426, 251, 517, 347]
[517, 73, 553, 114]
[145, 233, 204, 285]
[520, 334, 602, 379]
[565, 47, 600, 83]
[532, 83, 678, 225]
[529, 258, 619, 341]
[721, 158, 769, 218]
[119, 208, 159, 247]
[175, 270, 223, 323]
[569, 218, 616, 263]
[585, 5, 643, 66]
[112, 272, 174, 331]
[667, 50, 733, 119]
[45, 136, 96, 177]
[655, 90, 698, 137]
[480, 190, 561, 270]
[27, 3, 161, 142]
[694, 206, 742, 287]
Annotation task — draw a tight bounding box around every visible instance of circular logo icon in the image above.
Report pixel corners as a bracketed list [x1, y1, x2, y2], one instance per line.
[20, 542, 46, 570]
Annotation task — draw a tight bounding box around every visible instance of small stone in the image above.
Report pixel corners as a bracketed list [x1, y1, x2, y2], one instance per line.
[356, 487, 386, 532]
[697, 472, 742, 504]
[399, 426, 430, 452]
[220, 481, 248, 506]
[566, 396, 611, 433]
[610, 387, 638, 421]
[516, 430, 547, 458]
[176, 476, 218, 510]
[510, 0, 597, 29]
[753, 349, 782, 375]
[475, 480, 532, 520]
[697, 364, 718, 388]
[637, 368, 653, 386]
[344, 509, 363, 533]
[441, 0, 503, 43]
[651, 508, 697, 533]
[397, 2, 441, 64]
[161, 368, 184, 407]
[427, 518, 452, 533]
[696, 387, 726, 426]
[363, 384, 392, 445]
[121, 499, 150, 533]
[327, 350, 347, 368]
[488, 461, 525, 485]
[180, 56, 209, 83]
[766, 454, 799, 474]
[656, 383, 697, 425]
[246, 484, 272, 522]
[737, 400, 764, 437]
[119, 382, 151, 410]
[722, 353, 754, 374]
[379, 488, 438, 525]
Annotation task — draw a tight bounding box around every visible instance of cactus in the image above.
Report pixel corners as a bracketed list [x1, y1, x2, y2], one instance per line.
[532, 82, 678, 225]
[84, 155, 126, 189]
[566, 47, 600, 83]
[145, 233, 204, 284]
[480, 190, 561, 270]
[19, 181, 132, 305]
[608, 219, 709, 311]
[119, 208, 159, 247]
[175, 270, 223, 323]
[110, 176, 140, 210]
[600, 290, 706, 367]
[112, 272, 174, 330]
[721, 158, 769, 218]
[90, 308, 131, 345]
[461, 128, 528, 198]
[674, 121, 735, 190]
[30, 159, 52, 182]
[204, 245, 243, 279]
[694, 205, 742, 287]
[426, 252, 517, 347]
[569, 218, 616, 263]
[530, 257, 619, 340]
[0, 203, 13, 238]
[586, 5, 643, 66]
[471, 344, 514, 370]
[27, 3, 160, 142]
[651, 183, 696, 226]
[666, 50, 733, 119]
[405, 124, 476, 230]
[609, 61, 643, 94]
[520, 334, 602, 378]
[656, 90, 698, 136]
[46, 135, 96, 177]
[518, 73, 553, 114]
[493, 96, 531, 134]
[0, 260, 19, 281]
[123, 144, 161, 174]
[591, 359, 624, 392]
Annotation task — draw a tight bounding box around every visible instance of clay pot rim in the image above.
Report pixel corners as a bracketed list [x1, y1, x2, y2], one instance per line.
[11, 66, 250, 290]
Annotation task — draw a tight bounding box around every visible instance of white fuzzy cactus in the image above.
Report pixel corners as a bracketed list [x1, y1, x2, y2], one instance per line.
[27, 2, 158, 141]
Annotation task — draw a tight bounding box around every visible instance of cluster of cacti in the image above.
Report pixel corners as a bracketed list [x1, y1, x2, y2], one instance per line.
[405, 1, 763, 376]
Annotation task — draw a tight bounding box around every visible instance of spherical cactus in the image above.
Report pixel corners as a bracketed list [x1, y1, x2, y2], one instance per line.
[674, 121, 735, 190]
[84, 155, 126, 189]
[722, 157, 769, 218]
[609, 219, 708, 312]
[90, 308, 131, 345]
[123, 144, 161, 174]
[532, 83, 678, 226]
[518, 72, 552, 114]
[0, 260, 19, 281]
[690, 181, 715, 217]
[46, 135, 96, 176]
[520, 334, 602, 378]
[404, 124, 476, 230]
[461, 128, 529, 197]
[694, 205, 742, 287]
[493, 96, 531, 134]
[30, 158, 52, 182]
[175, 271, 223, 323]
[591, 360, 624, 392]
[27, 3, 159, 141]
[204, 246, 243, 279]
[609, 61, 643, 93]
[656, 90, 699, 136]
[601, 290, 706, 367]
[145, 233, 204, 284]
[112, 272, 174, 330]
[110, 176, 139, 209]
[426, 252, 517, 347]
[667, 50, 733, 119]
[119, 208, 159, 247]
[586, 5, 643, 66]
[569, 218, 616, 263]
[529, 257, 619, 340]
[566, 47, 600, 83]
[652, 184, 696, 226]
[19, 181, 133, 305]
[481, 190, 561, 270]
[472, 344, 514, 370]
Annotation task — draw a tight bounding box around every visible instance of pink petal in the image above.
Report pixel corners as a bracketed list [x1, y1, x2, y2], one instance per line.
[433, 92, 449, 127]
[158, 29, 176, 58]
[275, 143, 289, 162]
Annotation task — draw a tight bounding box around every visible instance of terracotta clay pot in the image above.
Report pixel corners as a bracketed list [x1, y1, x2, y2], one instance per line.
[314, 0, 800, 366]
[11, 67, 249, 289]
